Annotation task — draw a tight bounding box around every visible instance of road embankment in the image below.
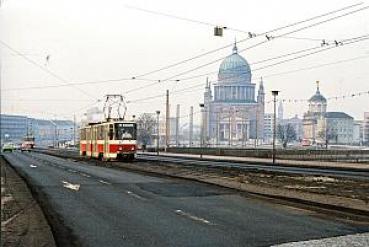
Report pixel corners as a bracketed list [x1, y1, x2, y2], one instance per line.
[1, 155, 56, 247]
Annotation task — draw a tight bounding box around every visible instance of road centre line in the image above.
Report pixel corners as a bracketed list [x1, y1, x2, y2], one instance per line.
[98, 180, 111, 185]
[62, 181, 80, 191]
[80, 173, 91, 178]
[174, 209, 214, 225]
[126, 191, 145, 200]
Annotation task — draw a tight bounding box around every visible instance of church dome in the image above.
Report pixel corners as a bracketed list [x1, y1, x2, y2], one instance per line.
[309, 82, 326, 103]
[218, 42, 251, 85]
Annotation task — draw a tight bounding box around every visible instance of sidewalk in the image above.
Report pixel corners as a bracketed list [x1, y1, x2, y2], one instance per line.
[139, 151, 369, 171]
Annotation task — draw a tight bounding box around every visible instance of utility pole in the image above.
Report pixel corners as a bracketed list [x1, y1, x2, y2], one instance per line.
[216, 112, 220, 146]
[189, 106, 193, 147]
[165, 90, 170, 150]
[176, 104, 180, 147]
[199, 103, 205, 158]
[156, 110, 160, 155]
[272, 90, 280, 165]
[73, 114, 76, 147]
[255, 106, 259, 148]
[228, 107, 231, 147]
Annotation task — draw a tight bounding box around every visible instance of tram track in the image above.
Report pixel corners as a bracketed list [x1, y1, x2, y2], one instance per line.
[33, 147, 369, 181]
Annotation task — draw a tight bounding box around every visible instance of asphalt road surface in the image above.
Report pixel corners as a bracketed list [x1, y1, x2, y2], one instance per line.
[3, 152, 368, 247]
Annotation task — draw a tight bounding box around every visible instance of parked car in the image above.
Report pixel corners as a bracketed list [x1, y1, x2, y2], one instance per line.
[2, 143, 15, 152]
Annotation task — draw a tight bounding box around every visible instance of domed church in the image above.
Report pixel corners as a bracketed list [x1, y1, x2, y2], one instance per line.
[203, 41, 265, 145]
[302, 81, 327, 142]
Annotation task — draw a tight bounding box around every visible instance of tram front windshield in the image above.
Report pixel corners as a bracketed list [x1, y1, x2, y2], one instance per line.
[115, 123, 136, 140]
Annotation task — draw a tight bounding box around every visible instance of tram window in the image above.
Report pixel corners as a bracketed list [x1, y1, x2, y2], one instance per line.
[81, 129, 86, 140]
[86, 128, 90, 140]
[115, 123, 136, 140]
[97, 126, 103, 140]
[99, 126, 104, 140]
[109, 124, 114, 140]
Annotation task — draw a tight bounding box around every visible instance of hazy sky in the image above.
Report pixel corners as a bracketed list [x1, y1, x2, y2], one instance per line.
[1, 0, 369, 123]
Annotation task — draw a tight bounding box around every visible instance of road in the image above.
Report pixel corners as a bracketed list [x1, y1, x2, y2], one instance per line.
[3, 151, 369, 247]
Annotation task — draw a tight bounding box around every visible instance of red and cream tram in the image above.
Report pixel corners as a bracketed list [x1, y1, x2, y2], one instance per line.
[80, 120, 137, 161]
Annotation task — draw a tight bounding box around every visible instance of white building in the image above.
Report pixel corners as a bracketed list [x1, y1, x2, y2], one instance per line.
[317, 112, 354, 145]
[353, 120, 363, 145]
[281, 115, 303, 141]
[303, 81, 327, 143]
[263, 113, 274, 144]
[203, 42, 265, 146]
[364, 112, 369, 145]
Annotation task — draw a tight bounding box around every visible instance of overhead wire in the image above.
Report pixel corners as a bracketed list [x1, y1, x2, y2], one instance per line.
[126, 34, 369, 97]
[127, 2, 364, 79]
[124, 6, 369, 94]
[0, 40, 97, 100]
[2, 3, 365, 93]
[163, 8, 369, 82]
[126, 49, 369, 105]
[265, 90, 369, 104]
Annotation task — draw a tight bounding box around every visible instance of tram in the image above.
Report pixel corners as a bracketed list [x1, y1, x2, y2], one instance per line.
[21, 135, 35, 152]
[80, 120, 137, 161]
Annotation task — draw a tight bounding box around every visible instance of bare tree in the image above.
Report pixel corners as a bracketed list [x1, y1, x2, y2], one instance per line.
[318, 128, 338, 148]
[277, 123, 297, 148]
[137, 113, 156, 147]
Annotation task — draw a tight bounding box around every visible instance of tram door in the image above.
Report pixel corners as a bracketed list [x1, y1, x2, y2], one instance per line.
[103, 124, 111, 158]
[92, 126, 96, 157]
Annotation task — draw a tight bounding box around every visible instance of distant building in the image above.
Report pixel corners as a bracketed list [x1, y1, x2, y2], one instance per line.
[281, 115, 303, 141]
[263, 113, 274, 144]
[32, 119, 75, 147]
[317, 112, 354, 144]
[0, 114, 28, 144]
[203, 41, 265, 146]
[303, 81, 327, 143]
[364, 112, 369, 145]
[278, 101, 284, 123]
[353, 120, 363, 145]
[0, 114, 75, 147]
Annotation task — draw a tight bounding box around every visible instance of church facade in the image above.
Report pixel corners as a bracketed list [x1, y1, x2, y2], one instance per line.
[203, 42, 265, 146]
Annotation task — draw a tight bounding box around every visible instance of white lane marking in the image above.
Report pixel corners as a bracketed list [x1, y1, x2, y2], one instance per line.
[30, 164, 37, 168]
[62, 181, 80, 191]
[68, 169, 77, 173]
[98, 180, 111, 185]
[80, 173, 91, 178]
[174, 209, 213, 225]
[126, 191, 145, 200]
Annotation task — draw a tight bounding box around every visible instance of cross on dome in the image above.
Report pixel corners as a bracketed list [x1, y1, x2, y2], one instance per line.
[232, 37, 238, 54]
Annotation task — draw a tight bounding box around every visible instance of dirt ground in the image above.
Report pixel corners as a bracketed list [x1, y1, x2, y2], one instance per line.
[1, 156, 56, 247]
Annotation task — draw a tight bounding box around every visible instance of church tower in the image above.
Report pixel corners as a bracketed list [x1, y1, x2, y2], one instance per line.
[278, 101, 284, 121]
[257, 77, 265, 142]
[203, 78, 212, 143]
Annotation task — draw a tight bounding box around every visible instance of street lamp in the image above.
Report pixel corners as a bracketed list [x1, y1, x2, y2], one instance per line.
[156, 110, 160, 156]
[199, 103, 205, 159]
[272, 90, 280, 165]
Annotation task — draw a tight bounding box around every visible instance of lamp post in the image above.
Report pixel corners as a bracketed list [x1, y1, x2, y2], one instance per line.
[272, 90, 280, 164]
[156, 110, 160, 156]
[199, 103, 205, 159]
